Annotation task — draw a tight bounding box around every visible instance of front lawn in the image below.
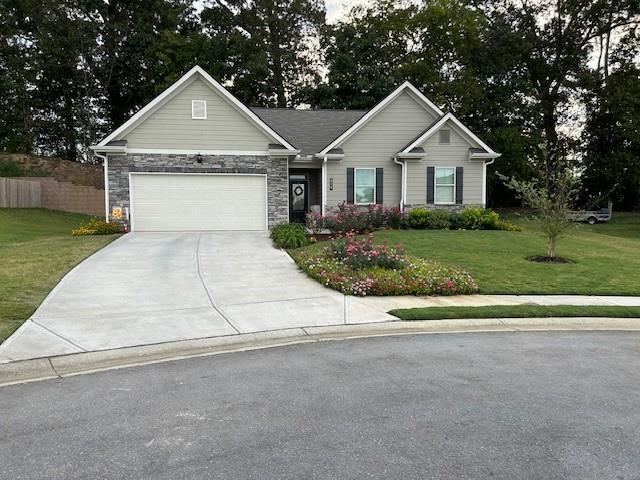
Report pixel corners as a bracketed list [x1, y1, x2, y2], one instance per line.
[390, 305, 640, 321]
[0, 209, 118, 343]
[296, 212, 640, 295]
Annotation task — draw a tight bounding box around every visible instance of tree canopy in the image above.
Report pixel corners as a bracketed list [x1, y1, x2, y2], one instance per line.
[0, 0, 638, 207]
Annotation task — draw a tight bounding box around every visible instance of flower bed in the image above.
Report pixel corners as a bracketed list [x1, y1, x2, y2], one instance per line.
[306, 203, 403, 234]
[290, 233, 478, 296]
[71, 218, 124, 236]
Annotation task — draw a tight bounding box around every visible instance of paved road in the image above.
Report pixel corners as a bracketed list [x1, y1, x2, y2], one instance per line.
[2, 331, 640, 479]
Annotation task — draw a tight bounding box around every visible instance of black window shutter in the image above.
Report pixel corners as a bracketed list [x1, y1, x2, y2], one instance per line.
[375, 168, 383, 204]
[455, 167, 464, 205]
[347, 168, 354, 204]
[426, 167, 435, 204]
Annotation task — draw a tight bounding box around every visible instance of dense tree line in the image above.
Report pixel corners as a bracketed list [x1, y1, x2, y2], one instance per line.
[1, 0, 639, 208]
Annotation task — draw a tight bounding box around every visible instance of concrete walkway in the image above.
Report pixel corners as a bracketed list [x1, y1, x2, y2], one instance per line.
[1, 231, 639, 364]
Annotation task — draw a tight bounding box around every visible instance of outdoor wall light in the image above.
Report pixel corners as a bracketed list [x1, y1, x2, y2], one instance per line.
[330, 178, 334, 190]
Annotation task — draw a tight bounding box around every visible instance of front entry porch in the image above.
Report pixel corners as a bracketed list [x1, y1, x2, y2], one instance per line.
[289, 168, 321, 223]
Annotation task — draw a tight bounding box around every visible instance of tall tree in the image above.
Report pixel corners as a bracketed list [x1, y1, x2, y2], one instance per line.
[483, 0, 640, 190]
[201, 0, 325, 107]
[0, 0, 38, 153]
[582, 64, 640, 209]
[309, 0, 485, 111]
[95, 0, 199, 129]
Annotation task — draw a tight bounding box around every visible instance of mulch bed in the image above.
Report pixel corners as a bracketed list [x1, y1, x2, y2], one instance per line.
[526, 255, 574, 264]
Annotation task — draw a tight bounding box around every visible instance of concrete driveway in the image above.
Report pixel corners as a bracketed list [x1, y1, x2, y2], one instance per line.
[0, 232, 393, 361]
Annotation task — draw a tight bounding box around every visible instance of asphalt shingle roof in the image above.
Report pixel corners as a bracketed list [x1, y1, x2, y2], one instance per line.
[250, 108, 367, 157]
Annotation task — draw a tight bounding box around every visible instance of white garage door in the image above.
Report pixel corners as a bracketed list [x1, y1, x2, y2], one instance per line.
[130, 173, 267, 231]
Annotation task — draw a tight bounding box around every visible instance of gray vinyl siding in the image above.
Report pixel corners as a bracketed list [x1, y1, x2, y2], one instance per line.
[122, 75, 272, 150]
[326, 91, 438, 208]
[405, 121, 484, 206]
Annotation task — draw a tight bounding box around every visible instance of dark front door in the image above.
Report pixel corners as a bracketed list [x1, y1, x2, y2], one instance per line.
[289, 177, 309, 223]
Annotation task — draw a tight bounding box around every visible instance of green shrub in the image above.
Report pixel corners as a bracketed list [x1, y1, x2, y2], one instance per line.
[0, 159, 25, 177]
[71, 218, 123, 236]
[406, 207, 521, 231]
[459, 207, 500, 230]
[495, 219, 522, 231]
[270, 222, 309, 249]
[407, 208, 452, 229]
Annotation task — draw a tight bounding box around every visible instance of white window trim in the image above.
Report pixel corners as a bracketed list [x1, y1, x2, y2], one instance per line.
[439, 129, 451, 145]
[192, 100, 207, 120]
[434, 167, 456, 205]
[354, 167, 376, 205]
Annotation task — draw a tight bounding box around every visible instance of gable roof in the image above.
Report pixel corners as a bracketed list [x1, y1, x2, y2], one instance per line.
[400, 112, 500, 157]
[94, 65, 296, 151]
[318, 81, 444, 155]
[251, 108, 366, 157]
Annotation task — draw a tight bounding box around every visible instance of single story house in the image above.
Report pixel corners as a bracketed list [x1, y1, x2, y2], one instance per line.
[91, 65, 500, 231]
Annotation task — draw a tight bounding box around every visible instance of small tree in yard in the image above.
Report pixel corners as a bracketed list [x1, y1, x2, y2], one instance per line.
[499, 168, 579, 260]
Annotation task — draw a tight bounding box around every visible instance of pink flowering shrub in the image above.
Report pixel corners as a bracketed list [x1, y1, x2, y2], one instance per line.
[308, 202, 405, 234]
[290, 233, 478, 297]
[330, 233, 405, 270]
[305, 211, 324, 234]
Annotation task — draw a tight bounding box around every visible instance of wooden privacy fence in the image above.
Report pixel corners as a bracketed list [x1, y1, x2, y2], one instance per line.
[0, 177, 41, 207]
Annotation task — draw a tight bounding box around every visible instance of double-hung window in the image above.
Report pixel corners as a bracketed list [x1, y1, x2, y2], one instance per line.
[435, 167, 455, 204]
[354, 168, 376, 204]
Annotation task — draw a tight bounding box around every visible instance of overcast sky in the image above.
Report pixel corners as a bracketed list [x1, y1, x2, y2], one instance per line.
[195, 0, 371, 23]
[325, 0, 371, 23]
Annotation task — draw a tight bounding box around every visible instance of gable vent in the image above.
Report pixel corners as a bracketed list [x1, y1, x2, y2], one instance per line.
[192, 100, 207, 119]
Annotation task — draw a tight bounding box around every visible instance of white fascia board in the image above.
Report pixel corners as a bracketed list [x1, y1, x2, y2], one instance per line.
[268, 148, 300, 157]
[90, 145, 127, 153]
[470, 152, 502, 160]
[126, 148, 271, 156]
[403, 82, 444, 117]
[402, 112, 500, 156]
[97, 65, 296, 151]
[319, 81, 444, 154]
[396, 153, 425, 160]
[314, 153, 344, 160]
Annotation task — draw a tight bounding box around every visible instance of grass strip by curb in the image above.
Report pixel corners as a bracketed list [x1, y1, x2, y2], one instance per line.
[389, 305, 640, 321]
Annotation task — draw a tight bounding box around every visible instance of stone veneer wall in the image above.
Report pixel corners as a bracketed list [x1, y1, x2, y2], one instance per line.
[324, 203, 483, 215]
[107, 153, 288, 228]
[404, 203, 483, 212]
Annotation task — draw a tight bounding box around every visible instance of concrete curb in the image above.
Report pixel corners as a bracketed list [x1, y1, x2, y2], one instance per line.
[2, 317, 640, 388]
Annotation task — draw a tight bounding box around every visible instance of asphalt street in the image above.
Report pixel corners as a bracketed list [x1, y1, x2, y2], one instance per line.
[1, 331, 639, 479]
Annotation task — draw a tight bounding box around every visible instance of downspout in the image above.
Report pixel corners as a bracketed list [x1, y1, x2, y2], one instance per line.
[482, 158, 496, 207]
[393, 156, 406, 211]
[95, 151, 109, 221]
[321, 155, 328, 216]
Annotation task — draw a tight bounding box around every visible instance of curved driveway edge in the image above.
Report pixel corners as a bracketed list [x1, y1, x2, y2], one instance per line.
[0, 232, 395, 363]
[2, 316, 640, 387]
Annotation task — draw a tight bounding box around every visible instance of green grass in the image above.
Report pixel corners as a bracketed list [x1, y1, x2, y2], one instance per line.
[389, 305, 640, 321]
[0, 209, 117, 343]
[298, 212, 640, 295]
